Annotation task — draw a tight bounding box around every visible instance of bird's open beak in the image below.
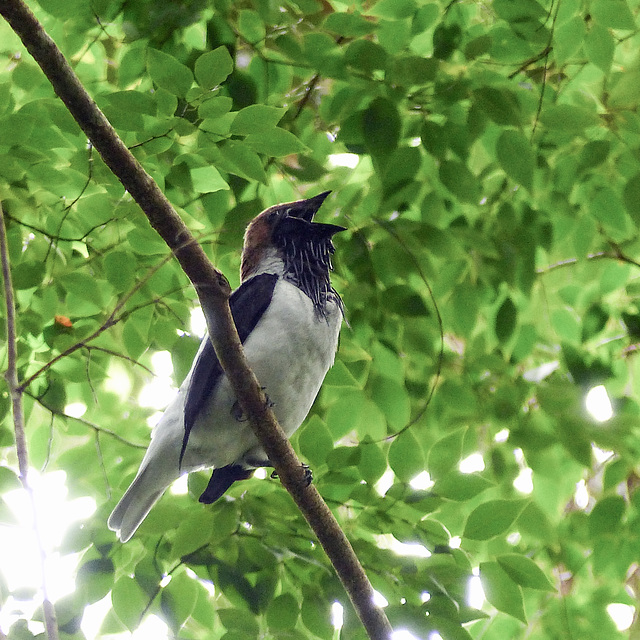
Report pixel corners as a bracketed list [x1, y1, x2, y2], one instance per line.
[289, 191, 332, 222]
[275, 192, 346, 240]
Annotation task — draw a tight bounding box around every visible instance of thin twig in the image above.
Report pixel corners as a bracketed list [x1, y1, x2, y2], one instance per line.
[373, 218, 444, 439]
[84, 345, 155, 375]
[4, 210, 118, 243]
[18, 251, 177, 392]
[0, 206, 60, 640]
[536, 248, 640, 274]
[23, 392, 148, 449]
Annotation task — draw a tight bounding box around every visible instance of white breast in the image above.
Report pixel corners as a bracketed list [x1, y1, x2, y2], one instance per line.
[183, 278, 341, 469]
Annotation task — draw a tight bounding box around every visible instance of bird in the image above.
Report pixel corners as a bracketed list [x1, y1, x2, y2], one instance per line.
[108, 191, 345, 542]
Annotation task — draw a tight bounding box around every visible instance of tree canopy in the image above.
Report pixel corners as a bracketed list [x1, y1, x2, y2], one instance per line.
[2, 0, 640, 638]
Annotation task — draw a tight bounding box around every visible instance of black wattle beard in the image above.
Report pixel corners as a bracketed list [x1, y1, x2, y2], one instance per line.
[280, 235, 343, 319]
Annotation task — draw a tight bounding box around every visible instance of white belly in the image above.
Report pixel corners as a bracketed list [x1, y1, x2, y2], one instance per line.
[182, 279, 341, 469]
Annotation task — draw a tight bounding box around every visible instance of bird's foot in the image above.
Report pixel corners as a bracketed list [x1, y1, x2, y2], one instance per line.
[261, 387, 275, 408]
[230, 389, 274, 422]
[270, 464, 313, 486]
[230, 400, 248, 422]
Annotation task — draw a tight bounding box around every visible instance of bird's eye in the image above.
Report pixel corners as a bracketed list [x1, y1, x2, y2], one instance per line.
[267, 211, 279, 224]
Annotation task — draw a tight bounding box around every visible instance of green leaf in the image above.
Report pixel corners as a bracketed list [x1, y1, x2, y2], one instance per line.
[551, 308, 581, 343]
[540, 104, 600, 132]
[266, 593, 299, 631]
[588, 187, 630, 239]
[126, 226, 167, 255]
[161, 570, 198, 630]
[553, 16, 586, 65]
[194, 47, 234, 89]
[369, 375, 410, 429]
[362, 97, 401, 158]
[388, 430, 425, 482]
[324, 12, 377, 37]
[450, 281, 480, 335]
[218, 608, 260, 636]
[106, 90, 156, 116]
[421, 120, 447, 158]
[473, 87, 522, 126]
[171, 511, 215, 557]
[496, 296, 517, 343]
[434, 471, 494, 501]
[190, 165, 229, 193]
[198, 96, 233, 119]
[433, 24, 462, 60]
[238, 10, 266, 43]
[345, 40, 388, 74]
[12, 260, 45, 290]
[589, 495, 625, 536]
[301, 595, 333, 639]
[0, 467, 21, 492]
[428, 427, 467, 477]
[578, 139, 610, 173]
[608, 70, 640, 109]
[358, 441, 387, 484]
[623, 173, 640, 223]
[103, 250, 137, 292]
[464, 499, 528, 540]
[37, 0, 91, 19]
[439, 160, 480, 203]
[219, 141, 267, 183]
[298, 415, 334, 465]
[480, 561, 526, 623]
[368, 0, 417, 20]
[582, 304, 608, 341]
[0, 113, 35, 146]
[382, 284, 428, 316]
[497, 554, 556, 591]
[76, 559, 114, 604]
[387, 56, 438, 87]
[111, 577, 148, 631]
[591, 0, 635, 29]
[496, 129, 534, 191]
[147, 48, 194, 98]
[230, 105, 286, 135]
[60, 272, 108, 315]
[323, 359, 363, 389]
[245, 128, 309, 156]
[584, 24, 615, 73]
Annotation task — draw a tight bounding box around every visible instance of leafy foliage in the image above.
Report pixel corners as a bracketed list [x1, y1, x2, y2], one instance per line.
[2, 0, 640, 638]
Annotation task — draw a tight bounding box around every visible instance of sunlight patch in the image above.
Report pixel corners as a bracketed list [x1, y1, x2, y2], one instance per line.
[328, 153, 359, 169]
[459, 453, 485, 474]
[409, 470, 434, 491]
[331, 601, 344, 630]
[607, 603, 634, 631]
[585, 385, 613, 422]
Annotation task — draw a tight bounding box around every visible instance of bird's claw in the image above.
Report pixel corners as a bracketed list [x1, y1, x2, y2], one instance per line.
[261, 387, 275, 408]
[231, 400, 248, 422]
[231, 389, 274, 422]
[271, 464, 312, 487]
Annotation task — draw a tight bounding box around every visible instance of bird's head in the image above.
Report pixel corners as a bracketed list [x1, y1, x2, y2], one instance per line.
[240, 191, 345, 282]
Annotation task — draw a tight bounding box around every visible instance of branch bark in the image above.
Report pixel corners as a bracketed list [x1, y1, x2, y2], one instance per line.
[0, 2, 393, 638]
[1, 205, 60, 640]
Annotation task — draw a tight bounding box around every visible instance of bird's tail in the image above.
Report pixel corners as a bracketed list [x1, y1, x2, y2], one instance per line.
[107, 464, 172, 542]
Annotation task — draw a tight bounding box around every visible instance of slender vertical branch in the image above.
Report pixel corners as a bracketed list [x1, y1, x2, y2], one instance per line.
[0, 207, 60, 640]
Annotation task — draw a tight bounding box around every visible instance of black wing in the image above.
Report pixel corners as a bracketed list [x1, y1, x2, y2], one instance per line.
[179, 273, 279, 467]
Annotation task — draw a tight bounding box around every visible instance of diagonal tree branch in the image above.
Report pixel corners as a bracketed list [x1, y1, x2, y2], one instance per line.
[0, 1, 393, 638]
